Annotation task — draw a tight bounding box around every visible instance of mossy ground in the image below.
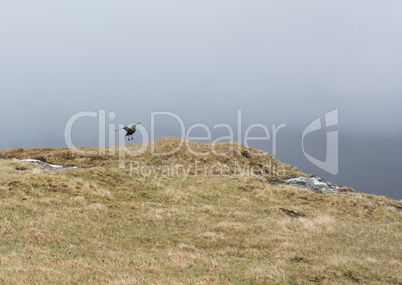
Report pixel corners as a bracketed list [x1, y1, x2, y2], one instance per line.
[0, 138, 401, 284]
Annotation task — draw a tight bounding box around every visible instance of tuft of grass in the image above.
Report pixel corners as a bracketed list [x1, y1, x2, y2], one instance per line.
[0, 138, 401, 284]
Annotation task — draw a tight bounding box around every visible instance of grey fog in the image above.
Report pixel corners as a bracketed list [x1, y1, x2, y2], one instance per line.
[0, 1, 401, 199]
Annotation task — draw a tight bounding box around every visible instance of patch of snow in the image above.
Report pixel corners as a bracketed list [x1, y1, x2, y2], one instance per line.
[21, 159, 78, 170]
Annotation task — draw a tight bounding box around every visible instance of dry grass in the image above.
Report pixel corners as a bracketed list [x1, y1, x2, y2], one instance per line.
[0, 138, 401, 284]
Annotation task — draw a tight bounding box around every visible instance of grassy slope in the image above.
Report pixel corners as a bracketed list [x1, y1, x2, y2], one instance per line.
[0, 138, 401, 284]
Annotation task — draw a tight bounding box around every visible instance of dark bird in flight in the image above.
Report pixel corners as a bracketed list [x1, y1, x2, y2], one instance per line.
[116, 122, 141, 141]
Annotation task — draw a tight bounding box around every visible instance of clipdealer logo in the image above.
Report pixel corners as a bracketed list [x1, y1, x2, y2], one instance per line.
[302, 109, 338, 175]
[64, 109, 339, 175]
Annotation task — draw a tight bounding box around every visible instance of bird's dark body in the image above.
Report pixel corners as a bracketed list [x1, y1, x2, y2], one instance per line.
[118, 123, 140, 141]
[124, 126, 135, 136]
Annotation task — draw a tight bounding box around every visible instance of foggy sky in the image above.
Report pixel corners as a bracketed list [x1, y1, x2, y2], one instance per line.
[1, 1, 401, 199]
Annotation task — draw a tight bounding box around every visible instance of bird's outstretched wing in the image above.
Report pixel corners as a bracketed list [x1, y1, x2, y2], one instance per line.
[115, 126, 130, 132]
[115, 122, 141, 131]
[130, 122, 141, 130]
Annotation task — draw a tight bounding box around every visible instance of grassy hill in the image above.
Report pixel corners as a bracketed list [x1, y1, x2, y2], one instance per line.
[0, 138, 401, 284]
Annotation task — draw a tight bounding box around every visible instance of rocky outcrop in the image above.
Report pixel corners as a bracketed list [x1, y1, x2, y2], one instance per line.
[283, 175, 341, 194]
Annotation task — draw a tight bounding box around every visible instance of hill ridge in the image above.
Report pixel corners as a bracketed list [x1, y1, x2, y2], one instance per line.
[0, 138, 401, 283]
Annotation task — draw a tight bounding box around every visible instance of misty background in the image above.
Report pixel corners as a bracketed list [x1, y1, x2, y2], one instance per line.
[1, 1, 401, 199]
